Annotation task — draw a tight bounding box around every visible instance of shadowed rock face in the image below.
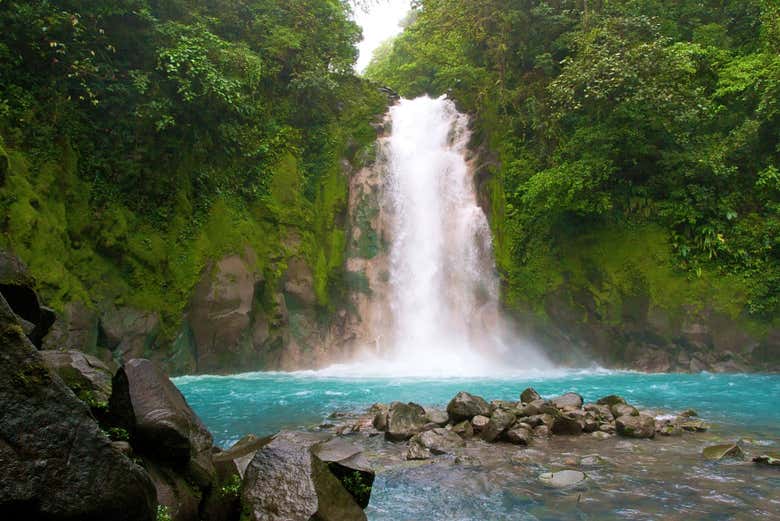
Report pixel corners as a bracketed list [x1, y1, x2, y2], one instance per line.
[109, 358, 215, 487]
[0, 294, 156, 521]
[40, 349, 113, 405]
[242, 431, 367, 521]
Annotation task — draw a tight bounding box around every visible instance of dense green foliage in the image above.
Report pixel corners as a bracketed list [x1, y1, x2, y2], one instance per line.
[367, 0, 780, 322]
[0, 0, 385, 332]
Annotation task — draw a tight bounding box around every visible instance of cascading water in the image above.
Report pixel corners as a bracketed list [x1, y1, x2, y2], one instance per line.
[338, 95, 550, 376]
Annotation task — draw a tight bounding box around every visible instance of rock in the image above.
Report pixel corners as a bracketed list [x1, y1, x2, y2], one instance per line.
[0, 251, 55, 347]
[109, 358, 216, 487]
[451, 420, 474, 439]
[592, 431, 612, 440]
[580, 454, 605, 466]
[40, 349, 113, 406]
[551, 412, 584, 435]
[656, 421, 682, 436]
[447, 391, 491, 422]
[100, 307, 160, 363]
[679, 409, 698, 418]
[312, 438, 375, 508]
[410, 428, 465, 456]
[425, 408, 449, 426]
[538, 470, 587, 488]
[520, 387, 542, 404]
[702, 443, 745, 461]
[551, 392, 583, 410]
[406, 442, 430, 460]
[0, 294, 156, 521]
[615, 414, 656, 439]
[188, 253, 257, 373]
[752, 453, 780, 467]
[505, 426, 533, 445]
[111, 440, 133, 456]
[213, 434, 273, 479]
[370, 403, 389, 431]
[481, 409, 516, 442]
[42, 302, 102, 360]
[145, 459, 201, 521]
[471, 415, 490, 432]
[584, 404, 613, 421]
[385, 402, 428, 441]
[242, 431, 367, 521]
[680, 419, 709, 432]
[596, 395, 627, 407]
[534, 425, 551, 437]
[611, 403, 639, 418]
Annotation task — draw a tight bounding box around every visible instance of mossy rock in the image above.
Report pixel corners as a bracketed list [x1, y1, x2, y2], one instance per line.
[702, 443, 745, 461]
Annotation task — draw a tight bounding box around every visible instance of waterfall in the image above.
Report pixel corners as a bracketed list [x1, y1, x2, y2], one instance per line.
[334, 95, 550, 376]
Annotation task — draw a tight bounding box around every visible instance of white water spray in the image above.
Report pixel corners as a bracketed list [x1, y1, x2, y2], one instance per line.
[326, 96, 550, 377]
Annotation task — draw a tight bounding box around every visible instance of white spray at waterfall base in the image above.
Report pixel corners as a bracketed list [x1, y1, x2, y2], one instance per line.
[324, 96, 551, 377]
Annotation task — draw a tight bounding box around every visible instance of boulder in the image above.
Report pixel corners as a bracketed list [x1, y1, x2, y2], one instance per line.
[145, 459, 201, 521]
[213, 434, 273, 479]
[451, 420, 474, 439]
[312, 438, 375, 508]
[385, 402, 428, 441]
[702, 443, 745, 461]
[520, 387, 542, 404]
[109, 358, 216, 487]
[447, 391, 491, 422]
[481, 409, 516, 442]
[679, 419, 709, 432]
[551, 392, 583, 410]
[100, 307, 160, 362]
[0, 251, 55, 347]
[538, 470, 587, 488]
[551, 412, 584, 435]
[409, 428, 464, 456]
[40, 349, 113, 406]
[615, 414, 656, 439]
[596, 395, 626, 407]
[406, 442, 430, 461]
[505, 426, 533, 445]
[242, 431, 367, 521]
[534, 425, 551, 437]
[425, 408, 449, 426]
[752, 453, 780, 467]
[370, 403, 389, 431]
[0, 294, 156, 521]
[611, 403, 639, 418]
[471, 415, 490, 432]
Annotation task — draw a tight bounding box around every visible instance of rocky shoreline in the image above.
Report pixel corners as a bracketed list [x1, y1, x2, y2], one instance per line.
[1, 253, 778, 520]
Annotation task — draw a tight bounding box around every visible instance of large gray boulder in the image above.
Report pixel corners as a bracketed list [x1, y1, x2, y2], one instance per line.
[551, 392, 583, 410]
[109, 358, 216, 487]
[409, 428, 465, 457]
[447, 391, 491, 422]
[40, 349, 113, 406]
[616, 414, 656, 439]
[242, 431, 367, 521]
[0, 294, 156, 520]
[385, 402, 428, 441]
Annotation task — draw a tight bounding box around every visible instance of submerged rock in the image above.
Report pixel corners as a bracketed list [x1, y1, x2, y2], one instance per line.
[447, 391, 491, 422]
[538, 469, 587, 488]
[242, 431, 367, 521]
[702, 444, 745, 461]
[752, 453, 780, 467]
[616, 414, 656, 439]
[679, 419, 709, 432]
[385, 402, 428, 441]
